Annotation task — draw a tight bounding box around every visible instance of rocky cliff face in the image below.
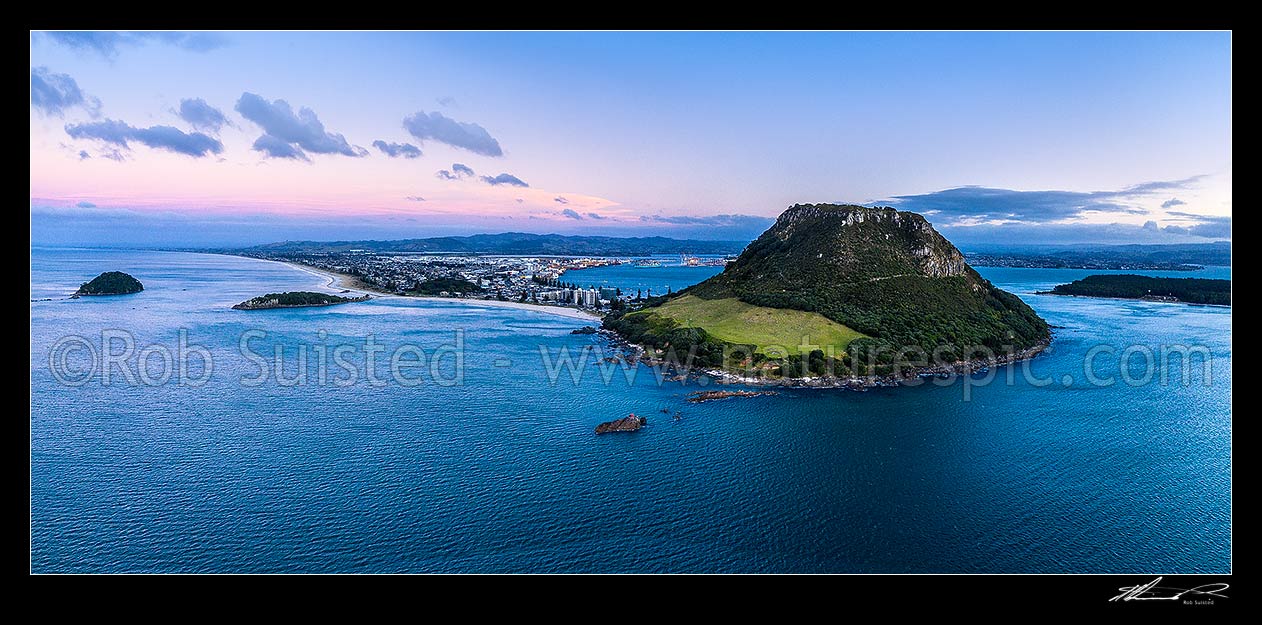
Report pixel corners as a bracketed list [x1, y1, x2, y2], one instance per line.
[763, 204, 970, 280]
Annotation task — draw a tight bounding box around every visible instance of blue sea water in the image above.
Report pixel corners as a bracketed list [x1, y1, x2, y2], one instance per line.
[563, 263, 724, 296]
[30, 248, 1231, 573]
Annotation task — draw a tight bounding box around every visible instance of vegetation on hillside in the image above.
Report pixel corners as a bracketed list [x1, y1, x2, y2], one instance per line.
[233, 291, 365, 309]
[685, 205, 1048, 361]
[606, 204, 1050, 372]
[604, 294, 870, 375]
[77, 271, 144, 295]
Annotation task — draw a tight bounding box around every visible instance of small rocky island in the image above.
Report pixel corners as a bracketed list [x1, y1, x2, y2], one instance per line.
[594, 414, 646, 434]
[571, 326, 598, 335]
[233, 291, 370, 310]
[688, 390, 779, 403]
[76, 271, 144, 296]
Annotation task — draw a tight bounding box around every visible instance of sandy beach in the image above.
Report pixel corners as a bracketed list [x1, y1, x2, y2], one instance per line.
[267, 258, 603, 321]
[276, 259, 387, 298]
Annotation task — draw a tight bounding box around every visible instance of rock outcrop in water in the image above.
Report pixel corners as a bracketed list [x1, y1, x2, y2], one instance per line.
[594, 414, 646, 434]
[687, 390, 779, 403]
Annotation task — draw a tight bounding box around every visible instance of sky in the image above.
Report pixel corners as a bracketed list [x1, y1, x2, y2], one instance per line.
[30, 31, 1231, 248]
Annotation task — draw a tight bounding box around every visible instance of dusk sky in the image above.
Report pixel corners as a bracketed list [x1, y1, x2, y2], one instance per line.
[30, 31, 1231, 247]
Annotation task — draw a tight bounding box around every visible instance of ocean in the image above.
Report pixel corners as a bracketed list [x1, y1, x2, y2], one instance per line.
[30, 248, 1231, 573]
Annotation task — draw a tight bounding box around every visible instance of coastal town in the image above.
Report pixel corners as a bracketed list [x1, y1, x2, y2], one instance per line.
[235, 251, 728, 312]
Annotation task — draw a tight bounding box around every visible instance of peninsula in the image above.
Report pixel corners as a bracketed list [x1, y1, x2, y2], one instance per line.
[1042, 274, 1231, 306]
[76, 271, 144, 296]
[604, 204, 1051, 384]
[233, 291, 370, 310]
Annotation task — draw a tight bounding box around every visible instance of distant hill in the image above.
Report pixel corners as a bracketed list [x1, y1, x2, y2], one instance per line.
[236, 232, 747, 256]
[605, 204, 1049, 374]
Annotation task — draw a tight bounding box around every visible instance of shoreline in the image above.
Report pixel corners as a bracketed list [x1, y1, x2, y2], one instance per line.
[1035, 291, 1231, 308]
[698, 340, 1052, 389]
[255, 257, 603, 321]
[268, 259, 389, 298]
[600, 328, 1052, 390]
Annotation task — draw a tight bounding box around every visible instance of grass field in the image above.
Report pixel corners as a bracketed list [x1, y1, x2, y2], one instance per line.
[639, 295, 866, 356]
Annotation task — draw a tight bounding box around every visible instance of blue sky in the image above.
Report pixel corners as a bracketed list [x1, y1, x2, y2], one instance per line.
[30, 31, 1231, 247]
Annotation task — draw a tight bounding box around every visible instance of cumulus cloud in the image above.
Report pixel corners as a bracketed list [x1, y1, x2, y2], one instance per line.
[65, 118, 224, 157]
[405, 196, 426, 202]
[554, 196, 569, 204]
[561, 208, 583, 219]
[78, 150, 90, 160]
[76, 201, 96, 208]
[437, 96, 457, 108]
[235, 92, 366, 160]
[1142, 220, 1159, 231]
[100, 148, 126, 162]
[480, 173, 528, 187]
[402, 111, 503, 157]
[42, 31, 227, 59]
[251, 134, 307, 160]
[1162, 198, 1187, 209]
[587, 212, 606, 220]
[887, 176, 1206, 224]
[372, 140, 422, 158]
[31, 67, 100, 117]
[177, 98, 228, 133]
[436, 163, 520, 186]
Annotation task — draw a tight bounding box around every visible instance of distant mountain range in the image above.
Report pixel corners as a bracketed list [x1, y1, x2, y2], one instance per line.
[963, 241, 1230, 269]
[235, 232, 748, 256]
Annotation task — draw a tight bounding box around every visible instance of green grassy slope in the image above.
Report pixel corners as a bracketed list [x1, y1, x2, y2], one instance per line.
[638, 295, 865, 356]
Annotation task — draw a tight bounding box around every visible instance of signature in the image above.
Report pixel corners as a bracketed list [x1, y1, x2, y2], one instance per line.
[1110, 577, 1230, 602]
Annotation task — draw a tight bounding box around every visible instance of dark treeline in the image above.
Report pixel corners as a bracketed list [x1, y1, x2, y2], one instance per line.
[1047, 274, 1231, 305]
